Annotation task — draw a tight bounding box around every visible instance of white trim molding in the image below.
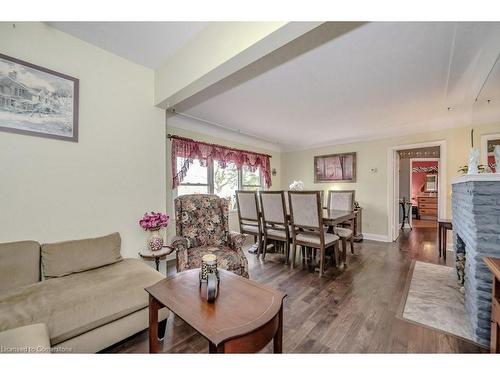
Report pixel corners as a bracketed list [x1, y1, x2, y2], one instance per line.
[362, 233, 391, 242]
[452, 173, 500, 184]
[166, 113, 282, 152]
[387, 140, 447, 242]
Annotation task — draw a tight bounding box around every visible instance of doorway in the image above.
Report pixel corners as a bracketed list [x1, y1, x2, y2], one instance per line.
[387, 141, 447, 242]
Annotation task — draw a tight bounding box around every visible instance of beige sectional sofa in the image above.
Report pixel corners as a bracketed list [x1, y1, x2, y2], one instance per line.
[0, 233, 169, 353]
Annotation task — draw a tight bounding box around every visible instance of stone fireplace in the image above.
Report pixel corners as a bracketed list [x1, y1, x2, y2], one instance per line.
[452, 174, 500, 346]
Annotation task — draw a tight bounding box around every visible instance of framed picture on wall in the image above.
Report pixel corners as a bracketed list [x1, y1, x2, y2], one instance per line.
[487, 138, 500, 172]
[314, 152, 356, 183]
[0, 53, 79, 142]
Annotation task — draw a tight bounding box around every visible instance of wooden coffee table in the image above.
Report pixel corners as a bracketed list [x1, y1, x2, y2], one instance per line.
[145, 268, 286, 353]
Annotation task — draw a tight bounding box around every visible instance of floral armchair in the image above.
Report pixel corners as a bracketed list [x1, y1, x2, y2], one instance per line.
[172, 194, 249, 278]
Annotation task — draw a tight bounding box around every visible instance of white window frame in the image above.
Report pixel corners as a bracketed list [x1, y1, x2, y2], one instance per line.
[175, 157, 264, 206]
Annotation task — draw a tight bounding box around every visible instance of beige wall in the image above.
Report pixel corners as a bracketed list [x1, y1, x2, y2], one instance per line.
[165, 120, 281, 239]
[282, 123, 500, 239]
[0, 23, 166, 258]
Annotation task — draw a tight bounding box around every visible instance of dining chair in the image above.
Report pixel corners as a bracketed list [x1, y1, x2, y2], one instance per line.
[259, 191, 290, 263]
[288, 191, 340, 277]
[327, 190, 355, 256]
[235, 190, 263, 258]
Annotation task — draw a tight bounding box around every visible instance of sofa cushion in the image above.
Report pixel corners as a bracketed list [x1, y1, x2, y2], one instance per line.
[41, 232, 122, 278]
[0, 258, 165, 345]
[0, 323, 51, 353]
[0, 241, 40, 293]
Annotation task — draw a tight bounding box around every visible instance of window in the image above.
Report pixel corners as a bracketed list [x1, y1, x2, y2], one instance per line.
[175, 157, 263, 209]
[176, 158, 209, 196]
[241, 166, 262, 191]
[214, 161, 239, 209]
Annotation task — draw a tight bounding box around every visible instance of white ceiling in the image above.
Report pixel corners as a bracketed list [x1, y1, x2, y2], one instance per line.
[179, 22, 500, 150]
[47, 22, 207, 68]
[48, 21, 500, 150]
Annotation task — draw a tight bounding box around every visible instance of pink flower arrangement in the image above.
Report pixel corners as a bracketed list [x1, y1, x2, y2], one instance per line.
[139, 211, 169, 232]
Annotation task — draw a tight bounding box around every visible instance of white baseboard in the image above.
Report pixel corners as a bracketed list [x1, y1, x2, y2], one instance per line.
[362, 233, 390, 242]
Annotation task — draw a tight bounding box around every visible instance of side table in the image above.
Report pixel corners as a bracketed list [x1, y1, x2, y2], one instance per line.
[438, 218, 453, 260]
[139, 246, 174, 274]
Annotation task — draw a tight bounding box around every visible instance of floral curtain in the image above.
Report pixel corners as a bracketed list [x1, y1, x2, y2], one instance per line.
[170, 135, 272, 189]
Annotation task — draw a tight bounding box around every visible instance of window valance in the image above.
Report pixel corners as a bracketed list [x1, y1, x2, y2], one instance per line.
[170, 135, 272, 189]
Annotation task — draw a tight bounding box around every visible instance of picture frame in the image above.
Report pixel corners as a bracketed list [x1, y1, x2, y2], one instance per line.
[314, 152, 356, 183]
[0, 53, 79, 142]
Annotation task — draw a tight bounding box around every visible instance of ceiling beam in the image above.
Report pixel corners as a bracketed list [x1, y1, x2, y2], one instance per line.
[154, 22, 325, 109]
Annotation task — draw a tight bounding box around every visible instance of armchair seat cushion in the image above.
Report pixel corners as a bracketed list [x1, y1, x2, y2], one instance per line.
[186, 246, 247, 277]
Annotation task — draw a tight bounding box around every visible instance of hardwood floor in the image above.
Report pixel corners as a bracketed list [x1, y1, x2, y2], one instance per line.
[412, 219, 438, 228]
[105, 227, 486, 353]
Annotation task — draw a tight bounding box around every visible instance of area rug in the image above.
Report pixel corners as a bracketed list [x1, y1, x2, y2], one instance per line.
[399, 260, 476, 343]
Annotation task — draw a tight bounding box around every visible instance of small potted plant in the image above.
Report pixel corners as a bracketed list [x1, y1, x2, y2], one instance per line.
[139, 212, 169, 251]
[457, 164, 491, 174]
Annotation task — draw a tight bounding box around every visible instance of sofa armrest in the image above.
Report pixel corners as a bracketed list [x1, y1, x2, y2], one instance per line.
[0, 323, 51, 353]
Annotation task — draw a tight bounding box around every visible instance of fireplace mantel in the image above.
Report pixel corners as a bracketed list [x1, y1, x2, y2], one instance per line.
[452, 173, 500, 184]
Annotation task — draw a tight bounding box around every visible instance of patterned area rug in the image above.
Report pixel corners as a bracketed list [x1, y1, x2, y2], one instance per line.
[401, 261, 475, 343]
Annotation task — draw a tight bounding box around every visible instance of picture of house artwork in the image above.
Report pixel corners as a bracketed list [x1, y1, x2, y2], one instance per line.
[0, 53, 78, 141]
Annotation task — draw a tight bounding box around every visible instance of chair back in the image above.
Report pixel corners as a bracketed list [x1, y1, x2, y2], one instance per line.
[285, 190, 324, 212]
[327, 190, 355, 211]
[260, 191, 287, 225]
[236, 190, 260, 221]
[288, 191, 323, 231]
[174, 194, 229, 248]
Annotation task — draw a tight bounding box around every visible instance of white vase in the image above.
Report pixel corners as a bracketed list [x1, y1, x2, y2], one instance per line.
[467, 148, 480, 174]
[148, 230, 163, 251]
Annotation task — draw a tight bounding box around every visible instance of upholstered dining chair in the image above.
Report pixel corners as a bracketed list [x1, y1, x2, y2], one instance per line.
[259, 191, 290, 263]
[327, 190, 355, 256]
[172, 194, 249, 278]
[235, 190, 263, 258]
[288, 191, 340, 277]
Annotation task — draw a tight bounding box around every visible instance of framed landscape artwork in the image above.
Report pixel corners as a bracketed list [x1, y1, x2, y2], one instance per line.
[314, 152, 356, 183]
[0, 53, 79, 142]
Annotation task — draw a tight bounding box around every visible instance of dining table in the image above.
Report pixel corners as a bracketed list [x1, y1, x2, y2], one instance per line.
[321, 209, 357, 226]
[247, 204, 357, 262]
[284, 208, 356, 226]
